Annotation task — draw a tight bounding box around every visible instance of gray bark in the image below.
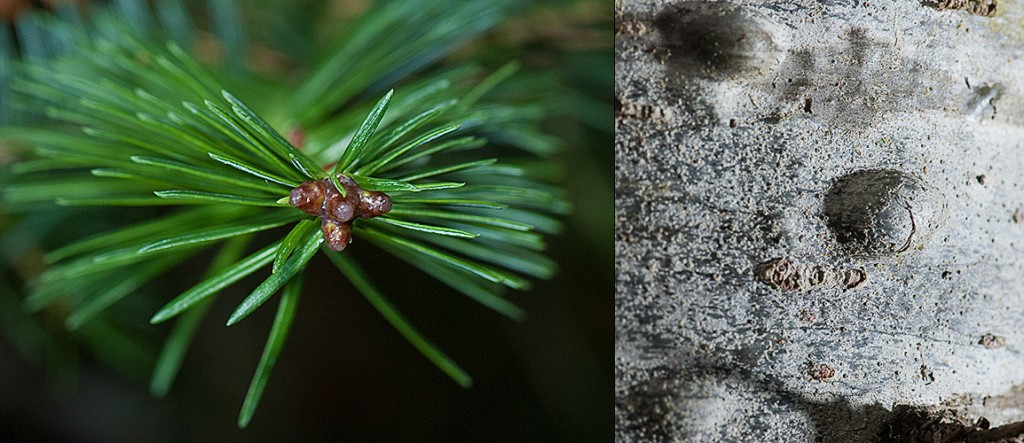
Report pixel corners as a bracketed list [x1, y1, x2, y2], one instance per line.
[615, 0, 1024, 441]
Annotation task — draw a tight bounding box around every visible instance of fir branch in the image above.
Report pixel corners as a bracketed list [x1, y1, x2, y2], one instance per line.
[0, 0, 567, 427]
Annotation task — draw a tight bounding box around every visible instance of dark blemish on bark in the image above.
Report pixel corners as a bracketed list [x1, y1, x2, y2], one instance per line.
[799, 309, 816, 323]
[776, 50, 815, 105]
[788, 52, 814, 92]
[1013, 209, 1024, 224]
[754, 257, 867, 291]
[621, 367, 683, 442]
[289, 175, 392, 251]
[978, 334, 1005, 349]
[848, 28, 869, 66]
[896, 202, 916, 253]
[843, 268, 868, 289]
[771, 27, 942, 132]
[880, 405, 1024, 443]
[975, 174, 988, 185]
[975, 417, 991, 430]
[653, 2, 779, 79]
[879, 406, 974, 442]
[969, 421, 1024, 442]
[803, 97, 812, 113]
[729, 118, 737, 128]
[923, 0, 998, 17]
[616, 18, 648, 36]
[920, 365, 935, 384]
[616, 97, 674, 121]
[823, 169, 933, 256]
[809, 363, 835, 381]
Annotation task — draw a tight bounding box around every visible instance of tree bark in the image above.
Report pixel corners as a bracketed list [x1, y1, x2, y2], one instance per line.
[615, 0, 1024, 441]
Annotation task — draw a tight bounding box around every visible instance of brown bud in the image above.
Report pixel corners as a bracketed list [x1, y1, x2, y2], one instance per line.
[327, 200, 356, 222]
[292, 174, 392, 250]
[323, 180, 356, 222]
[321, 219, 353, 251]
[289, 181, 326, 215]
[358, 190, 392, 218]
[335, 176, 363, 212]
[342, 180, 362, 210]
[336, 174, 358, 188]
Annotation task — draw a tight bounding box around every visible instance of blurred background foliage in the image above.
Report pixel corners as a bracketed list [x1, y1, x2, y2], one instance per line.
[0, 0, 611, 441]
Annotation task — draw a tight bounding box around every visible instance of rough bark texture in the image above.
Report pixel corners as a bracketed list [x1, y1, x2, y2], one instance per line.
[615, 0, 1024, 441]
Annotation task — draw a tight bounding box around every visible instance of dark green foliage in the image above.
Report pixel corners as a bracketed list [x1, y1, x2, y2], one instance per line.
[0, 0, 567, 427]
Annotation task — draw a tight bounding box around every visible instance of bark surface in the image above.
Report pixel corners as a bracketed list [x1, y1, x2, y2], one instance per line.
[615, 0, 1024, 441]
